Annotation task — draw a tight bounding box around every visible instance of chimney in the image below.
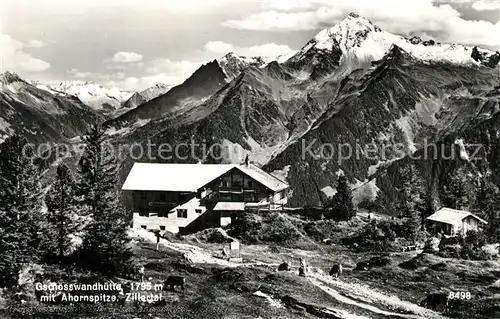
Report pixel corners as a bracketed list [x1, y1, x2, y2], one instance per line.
[244, 154, 249, 167]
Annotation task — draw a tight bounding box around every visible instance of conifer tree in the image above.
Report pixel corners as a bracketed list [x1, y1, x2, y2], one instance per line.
[77, 125, 132, 275]
[440, 171, 470, 210]
[332, 174, 357, 220]
[472, 177, 500, 242]
[404, 203, 421, 243]
[45, 163, 78, 267]
[0, 135, 46, 285]
[399, 164, 426, 214]
[398, 165, 425, 242]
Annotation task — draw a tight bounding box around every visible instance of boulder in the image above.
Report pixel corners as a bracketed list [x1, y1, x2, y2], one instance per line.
[368, 256, 391, 267]
[420, 292, 449, 311]
[424, 237, 441, 253]
[354, 261, 370, 271]
[278, 262, 290, 271]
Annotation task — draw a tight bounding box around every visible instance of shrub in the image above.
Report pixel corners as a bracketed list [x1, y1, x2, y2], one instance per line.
[260, 213, 301, 242]
[437, 244, 462, 259]
[459, 230, 489, 260]
[228, 213, 301, 244]
[227, 213, 262, 243]
[343, 219, 405, 252]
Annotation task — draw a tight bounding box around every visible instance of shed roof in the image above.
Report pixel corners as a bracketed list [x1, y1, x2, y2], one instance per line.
[122, 162, 288, 193]
[213, 202, 246, 211]
[426, 207, 488, 225]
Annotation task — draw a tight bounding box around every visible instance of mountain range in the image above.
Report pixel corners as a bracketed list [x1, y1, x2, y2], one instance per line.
[2, 13, 499, 211]
[0, 72, 105, 143]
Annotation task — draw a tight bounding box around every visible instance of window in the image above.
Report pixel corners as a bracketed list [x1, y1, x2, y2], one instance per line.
[247, 181, 253, 188]
[177, 209, 188, 218]
[195, 209, 202, 214]
[160, 193, 167, 201]
[138, 207, 149, 217]
[140, 192, 147, 200]
[158, 208, 169, 218]
[140, 225, 147, 229]
[160, 226, 166, 230]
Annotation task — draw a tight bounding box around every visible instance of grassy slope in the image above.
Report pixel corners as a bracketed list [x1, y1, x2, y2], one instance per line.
[3, 216, 499, 319]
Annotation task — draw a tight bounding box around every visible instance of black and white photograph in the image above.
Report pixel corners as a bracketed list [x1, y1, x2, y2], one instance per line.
[1, 0, 500, 318]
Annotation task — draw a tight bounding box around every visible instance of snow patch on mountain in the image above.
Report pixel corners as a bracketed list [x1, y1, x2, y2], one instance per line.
[121, 83, 172, 112]
[106, 118, 151, 136]
[217, 52, 273, 82]
[220, 139, 247, 164]
[321, 186, 336, 198]
[219, 137, 285, 166]
[0, 71, 24, 86]
[139, 83, 171, 101]
[0, 117, 14, 136]
[455, 138, 470, 161]
[270, 165, 290, 183]
[352, 178, 380, 204]
[395, 116, 417, 154]
[49, 81, 134, 113]
[245, 136, 284, 166]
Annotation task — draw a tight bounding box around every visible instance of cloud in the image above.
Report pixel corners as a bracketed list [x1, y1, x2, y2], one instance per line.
[105, 74, 176, 91]
[0, 34, 51, 72]
[103, 58, 200, 91]
[204, 41, 236, 54]
[263, 0, 312, 11]
[109, 51, 143, 63]
[26, 40, 45, 48]
[145, 58, 199, 75]
[69, 69, 92, 78]
[68, 68, 122, 80]
[222, 11, 320, 31]
[471, 0, 500, 11]
[204, 41, 294, 57]
[221, 0, 500, 50]
[63, 57, 199, 91]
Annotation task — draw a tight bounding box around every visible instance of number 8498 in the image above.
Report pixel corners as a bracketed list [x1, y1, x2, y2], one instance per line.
[448, 291, 471, 300]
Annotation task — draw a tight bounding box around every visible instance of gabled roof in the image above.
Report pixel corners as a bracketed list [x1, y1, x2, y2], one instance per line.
[121, 162, 289, 193]
[426, 207, 488, 225]
[234, 164, 288, 192]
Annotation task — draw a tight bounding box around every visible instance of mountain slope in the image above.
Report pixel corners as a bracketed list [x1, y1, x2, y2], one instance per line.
[0, 72, 105, 143]
[105, 59, 227, 130]
[120, 83, 172, 113]
[108, 13, 500, 209]
[105, 52, 278, 132]
[265, 45, 500, 206]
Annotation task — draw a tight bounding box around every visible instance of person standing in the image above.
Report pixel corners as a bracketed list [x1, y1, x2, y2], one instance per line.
[299, 258, 308, 277]
[155, 231, 161, 251]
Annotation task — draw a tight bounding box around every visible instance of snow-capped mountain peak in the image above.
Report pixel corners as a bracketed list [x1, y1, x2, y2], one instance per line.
[139, 83, 171, 101]
[217, 52, 272, 82]
[312, 13, 382, 51]
[48, 81, 134, 114]
[0, 71, 24, 86]
[288, 12, 500, 79]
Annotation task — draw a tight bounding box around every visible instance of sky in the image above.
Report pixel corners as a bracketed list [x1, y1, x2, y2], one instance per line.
[1, 0, 499, 91]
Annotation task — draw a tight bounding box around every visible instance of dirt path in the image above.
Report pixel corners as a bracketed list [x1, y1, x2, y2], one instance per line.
[130, 229, 445, 318]
[308, 272, 446, 319]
